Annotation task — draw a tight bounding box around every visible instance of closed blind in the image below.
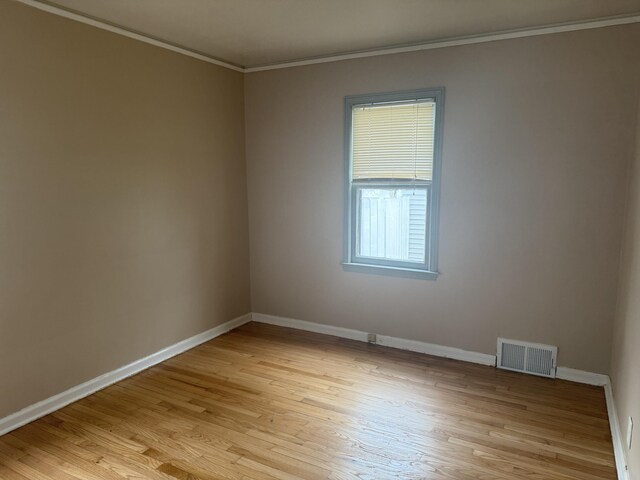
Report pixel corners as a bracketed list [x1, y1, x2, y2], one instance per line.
[352, 100, 435, 180]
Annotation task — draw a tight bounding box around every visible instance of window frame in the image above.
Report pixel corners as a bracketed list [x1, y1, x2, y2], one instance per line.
[343, 88, 445, 280]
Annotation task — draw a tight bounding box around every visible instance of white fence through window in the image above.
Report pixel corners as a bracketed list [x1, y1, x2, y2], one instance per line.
[357, 188, 427, 263]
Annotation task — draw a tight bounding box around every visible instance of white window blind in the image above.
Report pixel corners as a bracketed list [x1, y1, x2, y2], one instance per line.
[352, 100, 435, 180]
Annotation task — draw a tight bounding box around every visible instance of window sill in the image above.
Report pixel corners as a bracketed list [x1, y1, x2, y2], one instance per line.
[342, 262, 438, 280]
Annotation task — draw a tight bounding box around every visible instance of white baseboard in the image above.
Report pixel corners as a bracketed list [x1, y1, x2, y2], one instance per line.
[555, 367, 629, 479]
[251, 313, 497, 366]
[556, 367, 609, 386]
[251, 314, 619, 385]
[604, 379, 630, 480]
[375, 334, 496, 366]
[253, 312, 629, 477]
[0, 313, 252, 437]
[1, 309, 629, 480]
[251, 313, 370, 342]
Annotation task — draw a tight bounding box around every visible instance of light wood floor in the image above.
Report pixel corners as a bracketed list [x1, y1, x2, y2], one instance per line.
[0, 323, 616, 479]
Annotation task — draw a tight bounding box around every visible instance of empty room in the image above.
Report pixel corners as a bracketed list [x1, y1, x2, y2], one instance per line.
[1, 0, 640, 478]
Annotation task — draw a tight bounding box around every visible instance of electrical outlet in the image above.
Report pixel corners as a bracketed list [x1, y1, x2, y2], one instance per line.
[367, 333, 376, 344]
[627, 417, 634, 451]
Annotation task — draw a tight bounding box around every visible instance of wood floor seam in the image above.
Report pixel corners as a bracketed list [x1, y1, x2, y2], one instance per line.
[0, 323, 617, 479]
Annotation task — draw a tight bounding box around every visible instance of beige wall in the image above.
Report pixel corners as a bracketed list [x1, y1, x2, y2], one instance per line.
[0, 1, 250, 418]
[611, 99, 640, 478]
[2, 0, 640, 430]
[245, 25, 640, 374]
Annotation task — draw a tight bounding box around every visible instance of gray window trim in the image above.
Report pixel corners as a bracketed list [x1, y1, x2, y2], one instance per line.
[342, 87, 445, 280]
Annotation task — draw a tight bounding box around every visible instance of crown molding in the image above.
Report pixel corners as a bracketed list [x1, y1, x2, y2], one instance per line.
[12, 0, 245, 72]
[246, 14, 640, 72]
[12, 0, 640, 74]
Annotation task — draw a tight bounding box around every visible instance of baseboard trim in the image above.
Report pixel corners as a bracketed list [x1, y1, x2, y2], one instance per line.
[252, 312, 629, 476]
[604, 378, 630, 480]
[251, 313, 370, 342]
[555, 367, 609, 386]
[1, 309, 629, 480]
[0, 313, 251, 437]
[251, 313, 497, 366]
[375, 334, 496, 366]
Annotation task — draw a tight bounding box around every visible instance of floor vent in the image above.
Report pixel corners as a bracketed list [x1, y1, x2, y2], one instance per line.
[497, 338, 557, 378]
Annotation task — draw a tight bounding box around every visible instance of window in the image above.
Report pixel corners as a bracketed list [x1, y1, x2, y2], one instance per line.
[343, 88, 444, 279]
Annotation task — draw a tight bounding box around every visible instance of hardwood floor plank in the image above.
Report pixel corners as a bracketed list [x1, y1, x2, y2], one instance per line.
[0, 322, 617, 479]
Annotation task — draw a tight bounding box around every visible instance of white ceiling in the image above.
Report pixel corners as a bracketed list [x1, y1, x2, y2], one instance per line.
[39, 0, 640, 68]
